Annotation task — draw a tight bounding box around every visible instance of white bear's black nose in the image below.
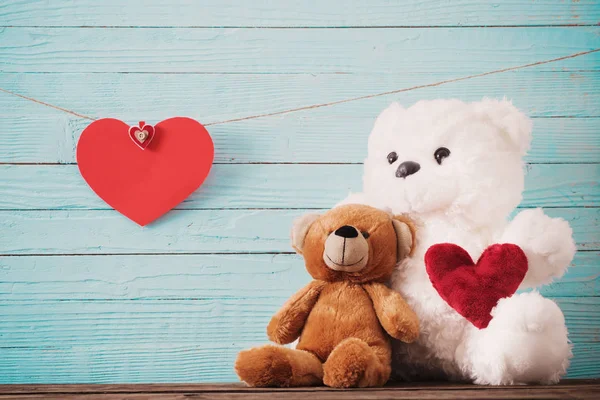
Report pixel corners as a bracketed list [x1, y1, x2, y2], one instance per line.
[334, 225, 359, 238]
[396, 161, 421, 178]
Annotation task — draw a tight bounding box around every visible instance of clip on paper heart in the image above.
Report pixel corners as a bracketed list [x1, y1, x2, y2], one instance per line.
[77, 117, 214, 226]
[129, 121, 155, 150]
[425, 243, 528, 329]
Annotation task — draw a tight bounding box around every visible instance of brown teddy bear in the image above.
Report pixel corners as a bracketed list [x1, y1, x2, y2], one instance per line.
[235, 204, 419, 388]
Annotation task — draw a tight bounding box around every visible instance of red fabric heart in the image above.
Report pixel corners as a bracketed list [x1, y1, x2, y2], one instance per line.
[77, 117, 214, 226]
[425, 243, 528, 329]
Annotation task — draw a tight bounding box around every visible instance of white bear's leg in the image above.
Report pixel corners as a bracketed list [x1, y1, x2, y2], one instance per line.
[501, 208, 576, 288]
[464, 292, 571, 385]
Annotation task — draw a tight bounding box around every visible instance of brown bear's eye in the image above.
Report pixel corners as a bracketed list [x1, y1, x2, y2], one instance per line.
[434, 147, 450, 165]
[361, 231, 370, 239]
[387, 151, 398, 164]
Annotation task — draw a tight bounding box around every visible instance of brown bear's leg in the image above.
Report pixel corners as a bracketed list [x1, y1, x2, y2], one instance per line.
[323, 338, 391, 388]
[235, 345, 323, 387]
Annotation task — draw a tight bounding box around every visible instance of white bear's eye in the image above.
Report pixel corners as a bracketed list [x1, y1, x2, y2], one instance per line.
[434, 147, 451, 165]
[387, 152, 398, 164]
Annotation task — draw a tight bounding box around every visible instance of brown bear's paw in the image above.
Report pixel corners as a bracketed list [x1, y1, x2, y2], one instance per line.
[235, 345, 323, 387]
[323, 338, 390, 388]
[235, 345, 294, 387]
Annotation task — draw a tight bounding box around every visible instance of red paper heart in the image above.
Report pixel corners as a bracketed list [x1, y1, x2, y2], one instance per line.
[77, 117, 214, 226]
[425, 243, 528, 329]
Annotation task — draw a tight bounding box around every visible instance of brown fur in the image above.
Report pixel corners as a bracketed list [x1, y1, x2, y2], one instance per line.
[235, 204, 419, 388]
[393, 214, 418, 257]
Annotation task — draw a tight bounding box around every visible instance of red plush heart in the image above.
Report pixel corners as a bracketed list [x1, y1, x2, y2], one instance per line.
[77, 117, 214, 226]
[425, 243, 528, 329]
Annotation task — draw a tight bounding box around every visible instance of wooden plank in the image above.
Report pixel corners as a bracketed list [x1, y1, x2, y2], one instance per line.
[1, 72, 598, 126]
[1, 380, 598, 394]
[2, 380, 598, 394]
[0, 164, 598, 210]
[0, 252, 597, 301]
[1, 28, 598, 73]
[0, 254, 310, 301]
[1, 208, 598, 255]
[0, 385, 599, 400]
[543, 252, 600, 297]
[0, 299, 597, 383]
[1, 115, 599, 164]
[3, 73, 599, 127]
[0, 209, 302, 255]
[0, 298, 595, 347]
[1, 0, 598, 27]
[521, 164, 600, 208]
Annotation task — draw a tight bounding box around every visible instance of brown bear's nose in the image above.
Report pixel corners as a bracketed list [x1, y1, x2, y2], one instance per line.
[334, 225, 359, 238]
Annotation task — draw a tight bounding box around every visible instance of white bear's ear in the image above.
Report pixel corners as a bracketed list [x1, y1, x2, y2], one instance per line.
[374, 102, 404, 127]
[474, 98, 532, 155]
[370, 102, 404, 146]
[291, 213, 320, 254]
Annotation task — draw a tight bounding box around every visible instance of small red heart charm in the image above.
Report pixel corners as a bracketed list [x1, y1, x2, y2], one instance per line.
[425, 243, 528, 329]
[129, 122, 155, 150]
[77, 117, 214, 226]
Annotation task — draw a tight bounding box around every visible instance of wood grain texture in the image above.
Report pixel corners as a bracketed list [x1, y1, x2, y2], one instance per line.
[1, 0, 599, 385]
[2, 381, 598, 393]
[1, 0, 598, 27]
[0, 299, 597, 383]
[0, 382, 599, 400]
[1, 115, 599, 164]
[1, 208, 598, 255]
[1, 28, 598, 73]
[0, 164, 598, 210]
[2, 72, 599, 127]
[0, 391, 598, 400]
[0, 252, 597, 301]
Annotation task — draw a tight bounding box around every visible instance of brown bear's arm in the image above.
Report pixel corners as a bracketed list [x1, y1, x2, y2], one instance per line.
[267, 280, 326, 344]
[363, 282, 419, 343]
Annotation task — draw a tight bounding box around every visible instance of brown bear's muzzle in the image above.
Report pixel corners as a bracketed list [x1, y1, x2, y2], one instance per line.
[323, 225, 369, 272]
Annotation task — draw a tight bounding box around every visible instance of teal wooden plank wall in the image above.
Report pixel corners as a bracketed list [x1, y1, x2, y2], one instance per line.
[1, 0, 599, 383]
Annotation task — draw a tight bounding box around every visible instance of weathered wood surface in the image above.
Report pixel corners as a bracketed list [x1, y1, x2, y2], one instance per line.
[2, 72, 598, 123]
[0, 164, 598, 209]
[1, 0, 598, 385]
[1, 252, 598, 299]
[1, 381, 597, 393]
[1, 116, 599, 164]
[0, 381, 599, 400]
[1, 28, 598, 73]
[0, 298, 596, 348]
[2, 0, 598, 27]
[1, 208, 598, 255]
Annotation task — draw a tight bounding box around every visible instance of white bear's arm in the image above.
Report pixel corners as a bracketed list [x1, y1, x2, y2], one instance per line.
[500, 208, 576, 289]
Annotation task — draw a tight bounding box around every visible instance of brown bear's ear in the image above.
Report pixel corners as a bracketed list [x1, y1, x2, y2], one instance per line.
[291, 213, 320, 254]
[392, 215, 415, 261]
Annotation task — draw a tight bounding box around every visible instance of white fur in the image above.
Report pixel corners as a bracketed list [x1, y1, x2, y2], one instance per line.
[339, 99, 576, 384]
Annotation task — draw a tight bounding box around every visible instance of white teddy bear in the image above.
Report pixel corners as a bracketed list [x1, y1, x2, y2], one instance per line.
[340, 99, 577, 385]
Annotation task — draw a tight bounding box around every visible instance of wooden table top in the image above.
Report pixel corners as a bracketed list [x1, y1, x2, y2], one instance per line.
[1, 380, 599, 400]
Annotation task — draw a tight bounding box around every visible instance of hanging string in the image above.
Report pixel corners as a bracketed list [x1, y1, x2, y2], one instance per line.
[1, 48, 597, 126]
[204, 48, 600, 126]
[0, 88, 96, 121]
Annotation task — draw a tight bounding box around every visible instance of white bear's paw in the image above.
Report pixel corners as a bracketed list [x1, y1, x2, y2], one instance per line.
[502, 208, 576, 288]
[466, 292, 571, 385]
